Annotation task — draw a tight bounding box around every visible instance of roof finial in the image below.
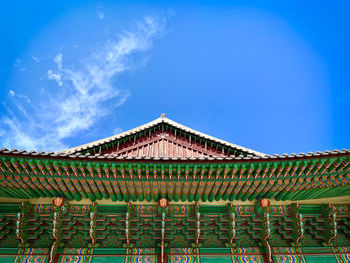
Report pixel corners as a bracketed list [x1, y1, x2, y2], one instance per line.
[160, 113, 166, 119]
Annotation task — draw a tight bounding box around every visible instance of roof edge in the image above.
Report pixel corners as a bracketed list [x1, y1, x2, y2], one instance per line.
[1, 147, 350, 162]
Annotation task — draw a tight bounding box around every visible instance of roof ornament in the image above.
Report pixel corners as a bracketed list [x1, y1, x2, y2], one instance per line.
[160, 113, 166, 119]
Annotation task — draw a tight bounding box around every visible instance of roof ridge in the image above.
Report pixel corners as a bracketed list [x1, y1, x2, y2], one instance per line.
[160, 117, 266, 156]
[60, 116, 164, 154]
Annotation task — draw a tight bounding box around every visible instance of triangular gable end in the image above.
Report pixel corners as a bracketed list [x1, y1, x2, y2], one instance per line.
[62, 114, 266, 158]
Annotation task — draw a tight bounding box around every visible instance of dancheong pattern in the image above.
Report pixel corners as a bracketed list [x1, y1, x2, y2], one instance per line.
[13, 248, 49, 263]
[0, 147, 349, 202]
[0, 117, 350, 262]
[1, 203, 350, 249]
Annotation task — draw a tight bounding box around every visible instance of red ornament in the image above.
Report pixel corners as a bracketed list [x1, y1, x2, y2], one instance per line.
[158, 198, 169, 209]
[53, 197, 65, 207]
[259, 198, 270, 208]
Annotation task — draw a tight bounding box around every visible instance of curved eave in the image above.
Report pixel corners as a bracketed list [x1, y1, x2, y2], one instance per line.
[0, 147, 349, 202]
[1, 147, 349, 163]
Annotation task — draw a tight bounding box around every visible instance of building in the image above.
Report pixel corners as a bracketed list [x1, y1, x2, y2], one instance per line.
[0, 114, 349, 263]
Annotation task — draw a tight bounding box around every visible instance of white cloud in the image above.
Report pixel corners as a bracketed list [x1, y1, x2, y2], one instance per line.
[96, 8, 104, 19]
[54, 53, 63, 69]
[2, 117, 44, 150]
[32, 55, 39, 63]
[14, 59, 26, 72]
[8, 90, 31, 103]
[113, 127, 123, 134]
[47, 70, 63, 86]
[0, 16, 165, 151]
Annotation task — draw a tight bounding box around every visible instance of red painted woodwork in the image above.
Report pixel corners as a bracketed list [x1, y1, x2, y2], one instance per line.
[101, 130, 233, 158]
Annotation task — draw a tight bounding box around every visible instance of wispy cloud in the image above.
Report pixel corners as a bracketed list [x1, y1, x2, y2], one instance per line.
[47, 69, 63, 86]
[14, 59, 26, 72]
[96, 7, 104, 19]
[113, 127, 123, 134]
[31, 55, 40, 63]
[0, 16, 165, 151]
[53, 53, 63, 69]
[8, 90, 31, 104]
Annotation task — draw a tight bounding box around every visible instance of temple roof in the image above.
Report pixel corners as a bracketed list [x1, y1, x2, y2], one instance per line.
[1, 114, 349, 203]
[61, 114, 266, 158]
[0, 146, 349, 202]
[1, 147, 349, 161]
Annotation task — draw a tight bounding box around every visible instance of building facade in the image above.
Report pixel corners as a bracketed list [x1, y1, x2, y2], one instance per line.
[0, 115, 349, 262]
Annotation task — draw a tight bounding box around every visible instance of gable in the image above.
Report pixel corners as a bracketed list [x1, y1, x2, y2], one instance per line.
[62, 115, 265, 157]
[101, 129, 238, 158]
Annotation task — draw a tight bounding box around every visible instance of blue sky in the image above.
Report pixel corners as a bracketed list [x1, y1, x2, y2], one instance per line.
[0, 0, 349, 155]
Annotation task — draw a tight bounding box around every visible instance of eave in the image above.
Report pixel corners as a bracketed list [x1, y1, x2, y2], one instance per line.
[0, 148, 349, 202]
